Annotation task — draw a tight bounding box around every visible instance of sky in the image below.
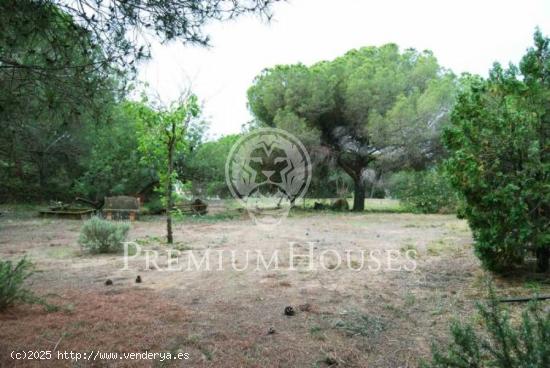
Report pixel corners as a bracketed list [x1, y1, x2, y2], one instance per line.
[137, 0, 550, 139]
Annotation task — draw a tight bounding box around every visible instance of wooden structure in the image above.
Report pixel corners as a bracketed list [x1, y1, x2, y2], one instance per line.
[39, 207, 94, 220]
[175, 199, 208, 215]
[103, 196, 140, 220]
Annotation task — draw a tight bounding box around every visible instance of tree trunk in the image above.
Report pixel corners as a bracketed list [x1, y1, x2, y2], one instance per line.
[166, 140, 174, 244]
[336, 155, 369, 212]
[536, 248, 549, 273]
[37, 152, 47, 196]
[353, 178, 366, 212]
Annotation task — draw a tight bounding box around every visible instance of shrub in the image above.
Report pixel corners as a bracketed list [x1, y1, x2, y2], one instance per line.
[331, 198, 350, 211]
[0, 257, 35, 311]
[444, 31, 549, 272]
[78, 217, 130, 253]
[389, 167, 460, 214]
[333, 311, 387, 338]
[142, 197, 164, 215]
[423, 287, 550, 368]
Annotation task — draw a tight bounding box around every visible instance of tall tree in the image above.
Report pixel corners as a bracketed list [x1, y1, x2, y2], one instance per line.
[248, 44, 456, 210]
[1, 0, 278, 81]
[0, 1, 118, 200]
[134, 94, 200, 244]
[0, 0, 277, 201]
[75, 103, 154, 202]
[445, 30, 549, 272]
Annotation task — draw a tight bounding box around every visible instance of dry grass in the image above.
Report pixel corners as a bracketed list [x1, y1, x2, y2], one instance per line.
[0, 208, 548, 367]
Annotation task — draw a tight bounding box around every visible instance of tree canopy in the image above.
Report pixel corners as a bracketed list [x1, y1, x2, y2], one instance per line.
[444, 30, 549, 272]
[133, 94, 201, 243]
[0, 0, 277, 202]
[248, 44, 456, 210]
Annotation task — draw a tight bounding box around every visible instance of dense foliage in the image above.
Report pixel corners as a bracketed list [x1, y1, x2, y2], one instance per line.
[445, 31, 549, 272]
[78, 217, 130, 253]
[389, 167, 460, 213]
[186, 135, 240, 197]
[75, 103, 153, 201]
[424, 287, 550, 368]
[248, 44, 456, 210]
[0, 0, 275, 202]
[0, 258, 35, 311]
[134, 94, 201, 243]
[0, 1, 120, 201]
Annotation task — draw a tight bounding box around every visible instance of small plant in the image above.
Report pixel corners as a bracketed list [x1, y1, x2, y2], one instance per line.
[423, 286, 550, 367]
[333, 311, 387, 338]
[427, 239, 459, 256]
[309, 325, 325, 340]
[400, 243, 419, 259]
[0, 257, 35, 311]
[78, 217, 130, 253]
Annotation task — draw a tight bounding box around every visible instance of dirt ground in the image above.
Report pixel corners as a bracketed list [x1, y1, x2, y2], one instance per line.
[1, 208, 549, 367]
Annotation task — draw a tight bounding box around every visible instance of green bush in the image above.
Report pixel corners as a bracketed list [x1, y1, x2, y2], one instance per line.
[78, 217, 130, 253]
[142, 197, 165, 215]
[444, 31, 549, 272]
[331, 198, 350, 211]
[389, 167, 460, 214]
[0, 257, 35, 311]
[423, 287, 550, 368]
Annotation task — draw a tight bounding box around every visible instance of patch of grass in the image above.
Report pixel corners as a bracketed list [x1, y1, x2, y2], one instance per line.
[405, 222, 445, 229]
[157, 335, 193, 368]
[0, 203, 43, 219]
[428, 294, 448, 316]
[363, 199, 406, 213]
[46, 246, 76, 259]
[171, 242, 192, 251]
[426, 239, 457, 256]
[135, 235, 164, 246]
[382, 303, 405, 318]
[209, 235, 228, 248]
[322, 354, 339, 366]
[400, 243, 419, 259]
[524, 280, 541, 293]
[124, 242, 140, 256]
[294, 198, 407, 213]
[183, 334, 200, 344]
[309, 325, 322, 334]
[178, 210, 241, 223]
[333, 311, 387, 339]
[182, 334, 213, 361]
[444, 221, 471, 233]
[404, 292, 416, 307]
[134, 236, 192, 251]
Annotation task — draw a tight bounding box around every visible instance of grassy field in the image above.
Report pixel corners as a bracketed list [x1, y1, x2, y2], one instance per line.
[209, 197, 405, 213]
[0, 203, 548, 367]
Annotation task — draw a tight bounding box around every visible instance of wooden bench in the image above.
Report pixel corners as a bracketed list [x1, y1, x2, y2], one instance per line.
[103, 196, 140, 221]
[39, 207, 95, 220]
